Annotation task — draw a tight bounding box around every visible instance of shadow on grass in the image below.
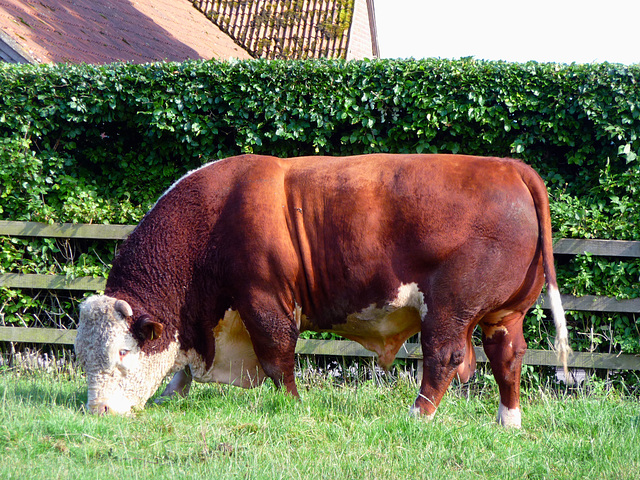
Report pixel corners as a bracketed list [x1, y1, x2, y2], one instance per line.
[4, 375, 87, 411]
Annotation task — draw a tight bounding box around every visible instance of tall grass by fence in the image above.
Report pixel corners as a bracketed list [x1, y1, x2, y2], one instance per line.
[1, 220, 639, 371]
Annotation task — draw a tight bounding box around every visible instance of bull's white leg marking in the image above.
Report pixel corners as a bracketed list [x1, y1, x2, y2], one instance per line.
[178, 309, 267, 388]
[481, 309, 515, 339]
[410, 393, 436, 419]
[497, 403, 522, 428]
[409, 405, 422, 417]
[483, 325, 508, 339]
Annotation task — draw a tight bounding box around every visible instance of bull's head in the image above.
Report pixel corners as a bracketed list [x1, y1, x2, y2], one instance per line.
[75, 295, 178, 414]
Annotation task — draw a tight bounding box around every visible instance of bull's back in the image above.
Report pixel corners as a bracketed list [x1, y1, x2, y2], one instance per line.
[283, 154, 538, 240]
[273, 154, 540, 324]
[281, 153, 540, 266]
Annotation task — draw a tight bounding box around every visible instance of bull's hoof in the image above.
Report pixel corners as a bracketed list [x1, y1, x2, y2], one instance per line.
[497, 403, 522, 428]
[154, 395, 172, 405]
[409, 405, 436, 420]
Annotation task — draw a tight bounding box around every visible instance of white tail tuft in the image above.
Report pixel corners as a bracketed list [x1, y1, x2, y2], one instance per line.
[548, 286, 571, 376]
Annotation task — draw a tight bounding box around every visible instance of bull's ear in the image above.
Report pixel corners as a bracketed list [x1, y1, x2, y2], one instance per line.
[135, 315, 164, 342]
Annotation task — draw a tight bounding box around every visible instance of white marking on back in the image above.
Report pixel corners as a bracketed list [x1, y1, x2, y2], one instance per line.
[155, 160, 217, 206]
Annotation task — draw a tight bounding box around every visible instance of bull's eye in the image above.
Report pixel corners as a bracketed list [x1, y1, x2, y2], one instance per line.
[119, 349, 130, 361]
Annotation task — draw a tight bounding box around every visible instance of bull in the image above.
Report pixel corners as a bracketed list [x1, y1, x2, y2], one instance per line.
[75, 154, 570, 427]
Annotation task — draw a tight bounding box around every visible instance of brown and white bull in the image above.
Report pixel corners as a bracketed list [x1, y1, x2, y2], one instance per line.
[75, 154, 570, 427]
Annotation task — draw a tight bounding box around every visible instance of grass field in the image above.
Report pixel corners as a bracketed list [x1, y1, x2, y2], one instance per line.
[1, 366, 639, 480]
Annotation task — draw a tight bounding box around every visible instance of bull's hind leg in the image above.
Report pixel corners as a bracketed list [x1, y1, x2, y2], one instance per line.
[480, 310, 527, 428]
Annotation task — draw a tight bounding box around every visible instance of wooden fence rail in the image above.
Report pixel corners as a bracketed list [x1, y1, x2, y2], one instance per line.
[1, 220, 639, 371]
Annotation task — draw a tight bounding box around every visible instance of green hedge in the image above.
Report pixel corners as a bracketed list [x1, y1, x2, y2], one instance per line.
[1, 59, 639, 224]
[0, 59, 639, 359]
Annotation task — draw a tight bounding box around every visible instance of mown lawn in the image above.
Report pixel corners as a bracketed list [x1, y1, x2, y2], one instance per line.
[1, 367, 638, 480]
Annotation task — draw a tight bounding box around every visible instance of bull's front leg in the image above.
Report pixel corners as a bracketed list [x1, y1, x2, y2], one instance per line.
[156, 366, 193, 403]
[237, 296, 300, 397]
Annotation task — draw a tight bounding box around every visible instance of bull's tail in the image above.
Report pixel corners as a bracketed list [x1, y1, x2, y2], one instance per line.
[517, 160, 571, 375]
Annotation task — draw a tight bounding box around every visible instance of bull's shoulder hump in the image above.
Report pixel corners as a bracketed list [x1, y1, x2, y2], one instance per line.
[156, 155, 285, 202]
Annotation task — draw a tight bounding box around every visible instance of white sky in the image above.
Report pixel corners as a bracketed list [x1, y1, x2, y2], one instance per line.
[374, 0, 640, 65]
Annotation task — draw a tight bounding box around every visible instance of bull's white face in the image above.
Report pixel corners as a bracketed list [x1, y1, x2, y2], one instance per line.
[75, 295, 178, 415]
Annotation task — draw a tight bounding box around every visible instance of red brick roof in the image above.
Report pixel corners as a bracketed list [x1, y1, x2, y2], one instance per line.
[0, 0, 252, 64]
[194, 0, 376, 60]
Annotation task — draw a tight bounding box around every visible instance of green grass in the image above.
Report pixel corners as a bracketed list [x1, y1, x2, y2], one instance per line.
[1, 367, 639, 480]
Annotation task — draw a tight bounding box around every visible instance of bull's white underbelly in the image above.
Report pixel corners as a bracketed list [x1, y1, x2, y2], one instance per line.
[177, 283, 427, 385]
[179, 309, 267, 388]
[324, 283, 426, 368]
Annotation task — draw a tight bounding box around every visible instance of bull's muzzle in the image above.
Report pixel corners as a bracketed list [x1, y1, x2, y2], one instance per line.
[86, 400, 111, 415]
[86, 398, 133, 415]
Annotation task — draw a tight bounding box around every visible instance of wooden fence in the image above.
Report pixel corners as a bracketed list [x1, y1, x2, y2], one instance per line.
[1, 220, 640, 371]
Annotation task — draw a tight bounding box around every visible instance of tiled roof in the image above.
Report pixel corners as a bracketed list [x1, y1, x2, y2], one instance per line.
[194, 0, 358, 60]
[0, 0, 252, 64]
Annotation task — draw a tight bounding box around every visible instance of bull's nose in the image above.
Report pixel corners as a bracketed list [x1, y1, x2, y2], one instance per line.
[88, 402, 111, 415]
